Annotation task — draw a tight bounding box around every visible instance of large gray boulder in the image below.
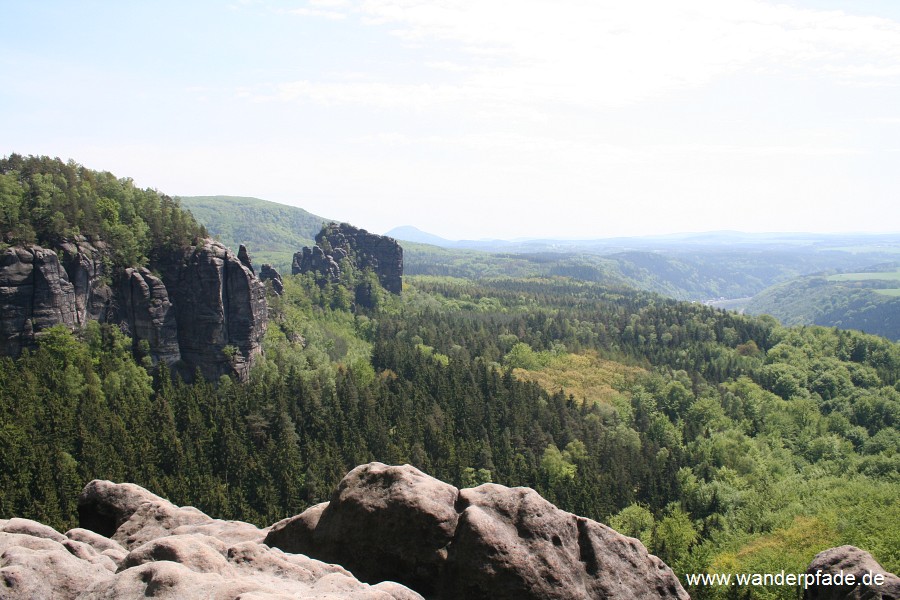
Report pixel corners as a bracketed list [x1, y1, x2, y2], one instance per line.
[804, 545, 900, 600]
[1, 480, 422, 600]
[78, 479, 168, 537]
[266, 463, 459, 595]
[265, 462, 688, 600]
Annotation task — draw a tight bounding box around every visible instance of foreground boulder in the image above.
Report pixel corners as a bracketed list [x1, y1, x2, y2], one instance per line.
[1, 481, 421, 600]
[804, 545, 900, 600]
[266, 462, 688, 600]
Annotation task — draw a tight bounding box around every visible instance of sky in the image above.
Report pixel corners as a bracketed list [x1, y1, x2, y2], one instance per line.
[2, 0, 900, 240]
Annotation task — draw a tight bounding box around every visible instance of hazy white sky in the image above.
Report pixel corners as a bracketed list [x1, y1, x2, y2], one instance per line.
[2, 0, 899, 239]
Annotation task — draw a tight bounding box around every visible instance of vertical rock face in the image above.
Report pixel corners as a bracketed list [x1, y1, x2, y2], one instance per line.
[156, 240, 267, 381]
[58, 240, 113, 325]
[0, 239, 267, 382]
[292, 223, 403, 296]
[259, 264, 284, 295]
[0, 245, 80, 354]
[119, 267, 181, 367]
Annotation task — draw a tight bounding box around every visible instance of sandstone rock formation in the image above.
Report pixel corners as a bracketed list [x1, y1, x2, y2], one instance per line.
[292, 244, 342, 283]
[293, 223, 403, 299]
[804, 545, 900, 600]
[259, 263, 284, 295]
[0, 480, 423, 600]
[0, 466, 694, 599]
[58, 239, 114, 325]
[0, 239, 267, 381]
[0, 241, 114, 353]
[1, 245, 81, 355]
[265, 462, 689, 600]
[156, 240, 267, 381]
[119, 267, 181, 367]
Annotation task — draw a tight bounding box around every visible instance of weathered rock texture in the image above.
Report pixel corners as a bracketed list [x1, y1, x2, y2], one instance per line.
[119, 267, 181, 367]
[0, 481, 422, 600]
[155, 240, 267, 381]
[293, 223, 403, 299]
[265, 462, 689, 600]
[259, 263, 284, 295]
[0, 239, 267, 381]
[1, 244, 91, 355]
[804, 545, 900, 600]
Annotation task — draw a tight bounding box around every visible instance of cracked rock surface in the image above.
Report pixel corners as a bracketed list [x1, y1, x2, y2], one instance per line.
[265, 462, 690, 600]
[0, 479, 421, 600]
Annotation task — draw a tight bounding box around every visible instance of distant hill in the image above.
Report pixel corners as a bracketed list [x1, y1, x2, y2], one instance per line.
[385, 226, 455, 247]
[178, 196, 331, 271]
[403, 240, 900, 302]
[745, 266, 900, 341]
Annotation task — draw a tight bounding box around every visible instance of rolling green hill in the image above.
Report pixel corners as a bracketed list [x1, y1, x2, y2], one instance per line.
[746, 267, 900, 341]
[178, 196, 330, 271]
[176, 197, 900, 305]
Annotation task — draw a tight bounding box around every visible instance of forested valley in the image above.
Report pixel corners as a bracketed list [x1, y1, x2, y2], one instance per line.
[1, 157, 899, 599]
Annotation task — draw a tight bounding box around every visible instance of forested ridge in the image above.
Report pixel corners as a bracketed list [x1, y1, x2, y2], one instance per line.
[1, 156, 899, 599]
[0, 154, 206, 265]
[2, 271, 899, 598]
[747, 272, 900, 341]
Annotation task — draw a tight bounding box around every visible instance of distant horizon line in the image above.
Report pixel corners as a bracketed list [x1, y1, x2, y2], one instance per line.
[175, 194, 900, 243]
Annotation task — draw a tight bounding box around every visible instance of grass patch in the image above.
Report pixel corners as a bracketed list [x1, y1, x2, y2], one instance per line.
[512, 350, 644, 405]
[875, 288, 900, 297]
[826, 269, 900, 283]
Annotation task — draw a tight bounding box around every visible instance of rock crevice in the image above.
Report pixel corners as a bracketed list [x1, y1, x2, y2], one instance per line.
[265, 462, 689, 600]
[1, 479, 421, 599]
[0, 239, 267, 381]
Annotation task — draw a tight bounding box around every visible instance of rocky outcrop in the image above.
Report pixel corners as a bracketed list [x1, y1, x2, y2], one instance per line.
[1, 245, 79, 355]
[0, 481, 421, 600]
[265, 462, 689, 600]
[155, 240, 267, 381]
[0, 239, 267, 382]
[293, 223, 403, 298]
[259, 263, 284, 295]
[292, 244, 342, 283]
[119, 267, 181, 367]
[804, 545, 900, 600]
[1, 466, 691, 600]
[58, 239, 114, 325]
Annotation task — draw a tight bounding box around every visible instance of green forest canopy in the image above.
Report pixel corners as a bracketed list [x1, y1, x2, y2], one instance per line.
[0, 154, 206, 266]
[1, 155, 898, 600]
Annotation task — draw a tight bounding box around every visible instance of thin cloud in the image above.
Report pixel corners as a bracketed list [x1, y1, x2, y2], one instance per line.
[288, 7, 346, 19]
[250, 0, 900, 118]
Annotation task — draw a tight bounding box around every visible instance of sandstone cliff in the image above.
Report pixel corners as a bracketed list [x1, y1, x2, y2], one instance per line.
[0, 239, 267, 382]
[293, 223, 403, 301]
[154, 241, 267, 381]
[0, 463, 691, 600]
[0, 241, 111, 356]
